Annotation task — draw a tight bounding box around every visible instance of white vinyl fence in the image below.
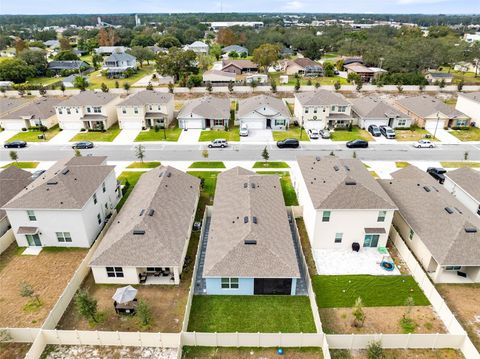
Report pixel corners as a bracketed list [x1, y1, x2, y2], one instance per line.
[0, 228, 15, 255]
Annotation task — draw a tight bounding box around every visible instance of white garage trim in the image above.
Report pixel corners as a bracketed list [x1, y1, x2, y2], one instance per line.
[359, 119, 389, 129]
[240, 118, 265, 130]
[60, 121, 83, 130]
[180, 118, 204, 129]
[120, 121, 143, 130]
[2, 120, 27, 131]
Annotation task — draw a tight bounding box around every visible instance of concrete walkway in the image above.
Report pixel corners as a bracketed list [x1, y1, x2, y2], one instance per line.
[112, 129, 140, 144]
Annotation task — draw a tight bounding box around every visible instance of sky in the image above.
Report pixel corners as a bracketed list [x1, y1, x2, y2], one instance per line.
[1, 0, 479, 15]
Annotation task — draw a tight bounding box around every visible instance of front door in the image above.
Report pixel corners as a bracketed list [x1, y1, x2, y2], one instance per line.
[26, 234, 42, 246]
[363, 234, 379, 248]
[266, 118, 271, 129]
[205, 119, 211, 129]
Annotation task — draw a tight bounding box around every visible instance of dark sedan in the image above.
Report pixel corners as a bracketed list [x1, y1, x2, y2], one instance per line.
[4, 140, 27, 148]
[72, 141, 94, 149]
[346, 139, 369, 148]
[276, 138, 300, 149]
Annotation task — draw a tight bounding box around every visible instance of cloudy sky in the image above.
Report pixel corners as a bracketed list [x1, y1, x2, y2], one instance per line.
[1, 0, 479, 15]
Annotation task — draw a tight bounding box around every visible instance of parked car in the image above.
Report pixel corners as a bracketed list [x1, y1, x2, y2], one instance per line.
[427, 167, 446, 184]
[72, 141, 94, 149]
[319, 129, 331, 139]
[31, 170, 46, 180]
[307, 128, 320, 139]
[277, 138, 300, 148]
[346, 139, 369, 148]
[413, 139, 435, 148]
[367, 125, 381, 137]
[4, 140, 27, 148]
[379, 125, 396, 139]
[208, 139, 228, 148]
[239, 124, 249, 137]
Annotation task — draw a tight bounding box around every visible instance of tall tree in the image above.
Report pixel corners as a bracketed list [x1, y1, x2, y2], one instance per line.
[59, 37, 71, 51]
[217, 27, 238, 46]
[252, 43, 280, 73]
[14, 39, 27, 54]
[156, 47, 197, 82]
[0, 59, 34, 83]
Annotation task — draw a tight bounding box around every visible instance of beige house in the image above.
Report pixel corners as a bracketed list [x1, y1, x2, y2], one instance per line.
[202, 70, 236, 84]
[177, 96, 230, 130]
[221, 59, 258, 75]
[351, 96, 412, 129]
[236, 94, 290, 130]
[116, 90, 174, 130]
[55, 91, 121, 130]
[281, 58, 323, 76]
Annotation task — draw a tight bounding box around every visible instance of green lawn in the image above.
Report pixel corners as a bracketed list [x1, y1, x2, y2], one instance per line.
[269, 72, 348, 86]
[182, 347, 323, 358]
[187, 171, 220, 220]
[440, 161, 480, 168]
[272, 127, 310, 142]
[396, 162, 411, 168]
[256, 171, 298, 206]
[450, 127, 480, 141]
[189, 161, 226, 169]
[312, 275, 429, 308]
[134, 128, 182, 142]
[7, 125, 61, 142]
[126, 161, 161, 169]
[199, 128, 240, 142]
[23, 77, 60, 86]
[253, 161, 290, 169]
[331, 127, 372, 142]
[437, 67, 480, 85]
[2, 161, 39, 169]
[70, 124, 121, 142]
[86, 65, 155, 89]
[188, 295, 316, 333]
[396, 127, 437, 142]
[116, 171, 146, 210]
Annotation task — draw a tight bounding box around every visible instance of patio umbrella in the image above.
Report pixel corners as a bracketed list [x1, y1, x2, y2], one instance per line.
[112, 285, 138, 304]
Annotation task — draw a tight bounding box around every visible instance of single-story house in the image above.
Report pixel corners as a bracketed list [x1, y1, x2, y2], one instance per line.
[177, 96, 230, 130]
[281, 58, 323, 77]
[0, 81, 13, 89]
[43, 40, 60, 48]
[222, 45, 248, 56]
[95, 46, 128, 56]
[202, 167, 301, 295]
[90, 166, 200, 285]
[456, 92, 480, 126]
[202, 70, 236, 84]
[184, 41, 209, 54]
[342, 56, 364, 66]
[222, 59, 258, 75]
[47, 60, 90, 73]
[351, 96, 412, 129]
[425, 71, 454, 85]
[245, 74, 268, 84]
[62, 74, 88, 88]
[237, 94, 290, 130]
[344, 62, 375, 83]
[444, 167, 480, 217]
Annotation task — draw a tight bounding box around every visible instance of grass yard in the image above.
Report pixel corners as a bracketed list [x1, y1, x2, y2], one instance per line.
[437, 67, 480, 85]
[7, 125, 61, 142]
[187, 295, 316, 333]
[182, 347, 323, 359]
[187, 171, 220, 218]
[331, 127, 372, 142]
[296, 218, 317, 276]
[116, 171, 146, 210]
[253, 161, 289, 168]
[23, 76, 60, 86]
[86, 65, 155, 89]
[2, 161, 39, 169]
[396, 162, 411, 168]
[450, 127, 480, 141]
[330, 349, 463, 359]
[199, 128, 240, 142]
[126, 161, 161, 168]
[256, 171, 298, 206]
[312, 275, 429, 308]
[189, 161, 226, 169]
[70, 124, 121, 142]
[395, 127, 437, 142]
[269, 72, 348, 86]
[272, 127, 310, 141]
[134, 127, 182, 142]
[440, 161, 480, 168]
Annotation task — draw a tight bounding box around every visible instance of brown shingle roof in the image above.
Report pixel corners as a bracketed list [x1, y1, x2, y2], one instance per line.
[295, 89, 350, 107]
[221, 59, 258, 70]
[446, 168, 480, 203]
[117, 90, 173, 107]
[177, 96, 230, 120]
[0, 167, 34, 221]
[56, 91, 118, 107]
[237, 94, 291, 119]
[0, 97, 64, 120]
[396, 95, 468, 119]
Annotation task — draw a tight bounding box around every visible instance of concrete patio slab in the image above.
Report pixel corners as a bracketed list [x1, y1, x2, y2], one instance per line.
[22, 247, 43, 256]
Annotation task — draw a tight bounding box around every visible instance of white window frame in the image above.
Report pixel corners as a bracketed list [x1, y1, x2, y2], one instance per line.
[221, 277, 239, 289]
[106, 267, 124, 278]
[27, 210, 36, 221]
[377, 210, 387, 222]
[334, 233, 343, 243]
[322, 210, 331, 222]
[56, 232, 72, 242]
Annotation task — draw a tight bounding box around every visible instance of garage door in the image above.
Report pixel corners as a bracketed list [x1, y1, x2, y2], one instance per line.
[60, 121, 82, 130]
[254, 278, 292, 295]
[241, 118, 265, 130]
[3, 121, 25, 131]
[361, 119, 388, 130]
[120, 121, 142, 130]
[181, 119, 204, 129]
[425, 119, 443, 131]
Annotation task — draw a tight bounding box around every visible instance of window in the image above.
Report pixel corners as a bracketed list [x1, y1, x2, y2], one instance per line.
[58, 109, 63, 114]
[66, 108, 71, 115]
[102, 182, 106, 193]
[397, 119, 407, 127]
[334, 233, 343, 243]
[364, 234, 380, 247]
[27, 210, 36, 221]
[149, 105, 153, 111]
[56, 232, 72, 242]
[122, 107, 126, 114]
[377, 211, 387, 222]
[75, 108, 79, 113]
[213, 119, 224, 126]
[93, 193, 97, 204]
[86, 107, 91, 113]
[331, 105, 336, 111]
[456, 120, 467, 127]
[409, 229, 414, 240]
[338, 106, 347, 113]
[274, 119, 285, 126]
[322, 211, 331, 222]
[134, 107, 138, 114]
[313, 108, 317, 114]
[106, 267, 124, 278]
[445, 266, 461, 271]
[97, 213, 101, 225]
[305, 108, 309, 114]
[93, 107, 101, 113]
[221, 277, 239, 289]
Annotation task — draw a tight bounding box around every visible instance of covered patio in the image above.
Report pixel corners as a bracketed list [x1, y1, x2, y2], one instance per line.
[144, 112, 166, 128]
[81, 114, 107, 130]
[137, 266, 178, 285]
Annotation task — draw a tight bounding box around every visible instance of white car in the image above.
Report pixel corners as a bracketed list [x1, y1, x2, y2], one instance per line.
[413, 139, 435, 148]
[307, 128, 320, 139]
[239, 124, 249, 137]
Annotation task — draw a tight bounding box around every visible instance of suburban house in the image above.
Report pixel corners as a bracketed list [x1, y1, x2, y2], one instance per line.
[55, 91, 121, 130]
[246, 74, 268, 84]
[184, 41, 209, 54]
[456, 92, 480, 126]
[444, 168, 480, 217]
[202, 167, 301, 295]
[237, 94, 290, 130]
[2, 156, 121, 248]
[47, 60, 90, 74]
[395, 95, 470, 129]
[116, 90, 174, 130]
[294, 89, 353, 130]
[0, 167, 34, 237]
[202, 70, 236, 84]
[0, 97, 63, 131]
[341, 56, 364, 66]
[222, 45, 248, 56]
[351, 96, 412, 129]
[380, 166, 480, 283]
[295, 156, 397, 251]
[43, 40, 60, 48]
[103, 52, 137, 78]
[95, 46, 128, 55]
[221, 59, 258, 75]
[90, 166, 200, 285]
[344, 62, 375, 83]
[62, 74, 88, 88]
[425, 71, 454, 85]
[281, 58, 323, 76]
[177, 96, 230, 130]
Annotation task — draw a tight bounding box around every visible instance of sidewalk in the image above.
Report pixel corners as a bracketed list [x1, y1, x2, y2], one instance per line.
[0, 130, 18, 143]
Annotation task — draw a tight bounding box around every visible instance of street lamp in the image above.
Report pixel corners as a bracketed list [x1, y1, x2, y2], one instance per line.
[433, 111, 440, 139]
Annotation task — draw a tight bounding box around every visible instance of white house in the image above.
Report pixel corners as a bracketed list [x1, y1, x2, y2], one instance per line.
[245, 74, 268, 84]
[351, 96, 412, 129]
[177, 96, 230, 130]
[202, 70, 236, 84]
[380, 166, 480, 283]
[444, 167, 480, 217]
[116, 90, 174, 130]
[464, 32, 480, 44]
[55, 91, 121, 130]
[2, 156, 121, 248]
[184, 41, 209, 54]
[424, 71, 453, 85]
[95, 46, 128, 55]
[90, 166, 200, 285]
[456, 92, 480, 127]
[103, 52, 137, 78]
[236, 94, 290, 130]
[294, 89, 354, 130]
[295, 156, 397, 251]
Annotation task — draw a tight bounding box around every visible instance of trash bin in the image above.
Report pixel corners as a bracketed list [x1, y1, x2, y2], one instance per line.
[37, 134, 45, 140]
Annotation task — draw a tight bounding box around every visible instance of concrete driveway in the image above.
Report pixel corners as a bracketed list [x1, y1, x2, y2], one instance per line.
[113, 129, 141, 144]
[0, 130, 18, 144]
[427, 127, 462, 144]
[178, 129, 201, 144]
[48, 130, 79, 144]
[240, 130, 274, 143]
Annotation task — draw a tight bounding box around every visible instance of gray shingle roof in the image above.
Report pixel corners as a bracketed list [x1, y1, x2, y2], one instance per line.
[203, 167, 300, 278]
[222, 45, 248, 54]
[0, 97, 64, 120]
[396, 95, 468, 119]
[177, 96, 230, 120]
[459, 91, 480, 103]
[297, 156, 396, 210]
[351, 96, 409, 119]
[446, 167, 480, 203]
[0, 167, 34, 221]
[56, 91, 118, 107]
[221, 59, 258, 70]
[237, 95, 291, 119]
[90, 166, 200, 267]
[105, 52, 136, 62]
[295, 89, 350, 107]
[379, 166, 480, 266]
[0, 98, 34, 116]
[118, 90, 173, 107]
[47, 61, 89, 70]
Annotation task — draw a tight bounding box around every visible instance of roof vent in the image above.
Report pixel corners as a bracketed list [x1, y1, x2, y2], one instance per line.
[252, 216, 257, 224]
[333, 165, 339, 172]
[139, 209, 145, 216]
[465, 227, 478, 233]
[316, 156, 321, 161]
[62, 169, 69, 175]
[148, 209, 155, 216]
[345, 180, 356, 185]
[244, 183, 248, 188]
[244, 216, 249, 223]
[47, 181, 58, 185]
[444, 207, 454, 214]
[344, 165, 350, 171]
[423, 186, 431, 192]
[159, 172, 164, 177]
[455, 207, 463, 214]
[166, 172, 171, 178]
[133, 229, 145, 235]
[251, 183, 256, 189]
[244, 239, 257, 245]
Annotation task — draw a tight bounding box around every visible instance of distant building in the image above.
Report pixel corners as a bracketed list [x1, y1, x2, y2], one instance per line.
[221, 45, 248, 56]
[208, 21, 263, 31]
[47, 60, 90, 74]
[95, 46, 128, 56]
[221, 59, 258, 75]
[425, 71, 454, 85]
[184, 41, 209, 54]
[281, 58, 323, 76]
[202, 70, 236, 84]
[464, 32, 480, 44]
[103, 52, 137, 78]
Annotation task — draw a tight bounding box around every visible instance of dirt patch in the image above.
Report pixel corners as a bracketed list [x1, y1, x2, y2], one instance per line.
[331, 349, 463, 359]
[42, 345, 177, 359]
[0, 343, 31, 359]
[387, 241, 410, 275]
[182, 347, 323, 359]
[0, 244, 87, 328]
[437, 284, 480, 351]
[320, 306, 445, 334]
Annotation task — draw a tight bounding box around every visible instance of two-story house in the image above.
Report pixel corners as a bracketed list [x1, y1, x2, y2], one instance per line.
[236, 94, 290, 130]
[55, 91, 121, 130]
[2, 156, 121, 249]
[184, 41, 209, 54]
[103, 52, 137, 78]
[455, 92, 480, 126]
[116, 90, 174, 130]
[294, 89, 353, 130]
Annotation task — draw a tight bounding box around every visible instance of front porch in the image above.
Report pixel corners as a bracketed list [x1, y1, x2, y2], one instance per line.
[144, 113, 166, 129]
[81, 115, 108, 130]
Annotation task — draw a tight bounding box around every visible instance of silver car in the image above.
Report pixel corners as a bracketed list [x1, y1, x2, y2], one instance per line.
[208, 139, 228, 148]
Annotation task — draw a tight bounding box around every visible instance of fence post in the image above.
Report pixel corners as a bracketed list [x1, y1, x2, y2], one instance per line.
[97, 330, 101, 346]
[433, 332, 439, 349]
[405, 333, 411, 349]
[350, 333, 354, 349]
[215, 332, 217, 347]
[138, 331, 142, 347]
[237, 332, 240, 348]
[194, 331, 197, 346]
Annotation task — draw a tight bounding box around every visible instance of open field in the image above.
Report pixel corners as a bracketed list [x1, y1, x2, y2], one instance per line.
[183, 347, 323, 359]
[86, 65, 155, 89]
